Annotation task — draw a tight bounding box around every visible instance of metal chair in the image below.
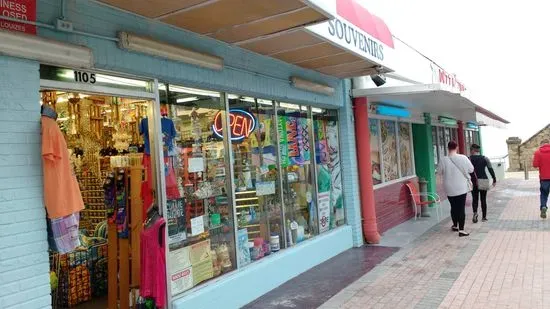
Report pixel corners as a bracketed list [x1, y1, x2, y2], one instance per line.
[405, 181, 442, 221]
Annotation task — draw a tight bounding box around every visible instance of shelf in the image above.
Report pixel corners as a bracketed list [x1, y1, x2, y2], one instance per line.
[236, 204, 259, 208]
[239, 224, 260, 228]
[235, 197, 259, 202]
[235, 190, 256, 195]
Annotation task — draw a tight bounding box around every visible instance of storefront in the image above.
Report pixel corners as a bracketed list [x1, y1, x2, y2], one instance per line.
[351, 71, 508, 238]
[0, 0, 396, 308]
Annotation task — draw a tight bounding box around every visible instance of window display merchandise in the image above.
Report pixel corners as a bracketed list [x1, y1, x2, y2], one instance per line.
[369, 119, 415, 184]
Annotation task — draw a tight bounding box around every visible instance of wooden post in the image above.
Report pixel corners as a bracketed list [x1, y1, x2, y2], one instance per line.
[130, 166, 143, 287]
[119, 238, 130, 309]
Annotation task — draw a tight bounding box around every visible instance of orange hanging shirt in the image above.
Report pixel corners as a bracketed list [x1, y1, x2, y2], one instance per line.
[41, 116, 85, 219]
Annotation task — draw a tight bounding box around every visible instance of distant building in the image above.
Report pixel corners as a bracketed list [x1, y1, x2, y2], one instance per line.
[507, 125, 550, 171]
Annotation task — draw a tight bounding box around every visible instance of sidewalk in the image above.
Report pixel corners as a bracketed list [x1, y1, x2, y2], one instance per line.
[319, 177, 548, 309]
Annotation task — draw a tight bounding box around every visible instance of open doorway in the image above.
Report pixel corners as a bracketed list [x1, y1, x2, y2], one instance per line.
[41, 89, 157, 309]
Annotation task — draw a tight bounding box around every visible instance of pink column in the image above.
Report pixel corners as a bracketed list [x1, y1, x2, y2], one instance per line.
[457, 121, 466, 154]
[353, 97, 381, 244]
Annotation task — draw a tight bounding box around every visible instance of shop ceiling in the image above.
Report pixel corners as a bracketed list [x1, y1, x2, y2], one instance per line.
[353, 84, 510, 127]
[98, 0, 389, 78]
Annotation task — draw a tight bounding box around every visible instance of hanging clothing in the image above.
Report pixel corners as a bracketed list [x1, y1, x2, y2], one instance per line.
[50, 213, 81, 253]
[140, 217, 167, 308]
[41, 116, 84, 219]
[139, 117, 176, 157]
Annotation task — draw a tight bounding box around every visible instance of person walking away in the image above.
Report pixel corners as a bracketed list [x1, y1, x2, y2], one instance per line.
[469, 144, 497, 223]
[439, 141, 475, 237]
[533, 139, 550, 218]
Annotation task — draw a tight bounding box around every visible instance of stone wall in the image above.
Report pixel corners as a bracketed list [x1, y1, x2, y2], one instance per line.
[507, 125, 550, 171]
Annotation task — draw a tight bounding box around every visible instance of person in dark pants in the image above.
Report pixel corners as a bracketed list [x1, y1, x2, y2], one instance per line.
[533, 139, 550, 218]
[439, 141, 475, 237]
[469, 144, 497, 223]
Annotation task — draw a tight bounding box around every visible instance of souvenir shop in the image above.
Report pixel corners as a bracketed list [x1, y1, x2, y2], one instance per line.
[39, 64, 346, 309]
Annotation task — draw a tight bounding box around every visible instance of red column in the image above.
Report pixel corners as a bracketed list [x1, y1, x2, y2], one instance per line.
[353, 97, 381, 244]
[457, 121, 466, 154]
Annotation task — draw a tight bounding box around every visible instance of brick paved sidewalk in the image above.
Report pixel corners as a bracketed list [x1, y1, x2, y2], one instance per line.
[319, 178, 549, 309]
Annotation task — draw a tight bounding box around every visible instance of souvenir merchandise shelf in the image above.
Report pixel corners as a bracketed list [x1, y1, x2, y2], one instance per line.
[80, 176, 105, 232]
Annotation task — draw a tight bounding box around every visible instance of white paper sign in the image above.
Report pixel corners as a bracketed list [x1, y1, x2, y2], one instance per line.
[170, 267, 193, 295]
[318, 192, 331, 233]
[256, 181, 276, 196]
[191, 215, 205, 236]
[188, 157, 205, 173]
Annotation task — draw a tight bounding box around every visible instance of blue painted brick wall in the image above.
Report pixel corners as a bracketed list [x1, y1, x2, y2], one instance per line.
[338, 80, 363, 247]
[0, 56, 52, 309]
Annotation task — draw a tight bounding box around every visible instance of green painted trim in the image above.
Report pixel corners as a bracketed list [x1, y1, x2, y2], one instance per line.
[412, 113, 436, 194]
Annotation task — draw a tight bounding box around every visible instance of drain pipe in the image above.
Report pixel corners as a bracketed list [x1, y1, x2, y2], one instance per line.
[352, 76, 380, 243]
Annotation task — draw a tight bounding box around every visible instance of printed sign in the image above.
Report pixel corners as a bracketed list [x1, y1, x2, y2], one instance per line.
[318, 192, 331, 233]
[188, 157, 204, 173]
[0, 0, 36, 34]
[190, 215, 205, 236]
[171, 267, 193, 295]
[277, 116, 289, 168]
[212, 109, 256, 142]
[256, 181, 276, 196]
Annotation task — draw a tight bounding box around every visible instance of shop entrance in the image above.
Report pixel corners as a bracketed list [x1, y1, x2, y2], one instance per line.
[40, 68, 162, 309]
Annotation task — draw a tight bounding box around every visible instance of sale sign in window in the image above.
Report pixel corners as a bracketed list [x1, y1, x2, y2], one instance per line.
[0, 0, 36, 34]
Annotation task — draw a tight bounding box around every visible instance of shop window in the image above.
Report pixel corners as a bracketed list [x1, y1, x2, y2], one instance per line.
[444, 127, 451, 147]
[432, 126, 439, 167]
[438, 126, 447, 158]
[381, 120, 399, 181]
[161, 85, 236, 296]
[370, 119, 382, 185]
[399, 122, 413, 177]
[277, 102, 317, 246]
[314, 109, 344, 232]
[227, 96, 284, 265]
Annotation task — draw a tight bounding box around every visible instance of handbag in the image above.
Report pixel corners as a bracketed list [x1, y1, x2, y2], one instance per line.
[477, 178, 492, 191]
[449, 156, 473, 192]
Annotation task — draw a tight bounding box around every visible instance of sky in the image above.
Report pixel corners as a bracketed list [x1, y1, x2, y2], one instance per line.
[363, 0, 550, 158]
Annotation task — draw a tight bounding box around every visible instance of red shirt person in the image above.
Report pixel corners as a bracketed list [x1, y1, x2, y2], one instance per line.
[533, 139, 550, 218]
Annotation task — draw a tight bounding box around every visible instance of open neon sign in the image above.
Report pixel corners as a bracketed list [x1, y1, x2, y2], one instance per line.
[212, 109, 256, 141]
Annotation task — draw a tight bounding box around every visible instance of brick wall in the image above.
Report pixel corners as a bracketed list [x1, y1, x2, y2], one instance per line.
[0, 56, 52, 308]
[374, 178, 417, 234]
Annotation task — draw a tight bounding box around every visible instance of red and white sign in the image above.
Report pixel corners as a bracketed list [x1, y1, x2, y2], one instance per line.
[432, 64, 466, 93]
[0, 0, 36, 34]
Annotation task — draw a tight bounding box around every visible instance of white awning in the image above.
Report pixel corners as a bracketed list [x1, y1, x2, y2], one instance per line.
[352, 83, 509, 127]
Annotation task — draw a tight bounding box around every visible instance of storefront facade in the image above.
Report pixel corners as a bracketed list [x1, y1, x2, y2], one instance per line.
[0, 1, 400, 308]
[350, 46, 508, 239]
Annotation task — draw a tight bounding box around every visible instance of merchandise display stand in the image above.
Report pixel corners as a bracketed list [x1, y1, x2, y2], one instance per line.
[107, 167, 143, 309]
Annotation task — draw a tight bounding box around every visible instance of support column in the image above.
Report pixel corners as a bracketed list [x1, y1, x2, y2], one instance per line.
[352, 97, 380, 244]
[477, 127, 483, 155]
[457, 121, 466, 154]
[412, 113, 437, 196]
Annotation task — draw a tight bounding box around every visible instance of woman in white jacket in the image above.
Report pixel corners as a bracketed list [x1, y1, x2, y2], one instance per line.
[439, 141, 475, 237]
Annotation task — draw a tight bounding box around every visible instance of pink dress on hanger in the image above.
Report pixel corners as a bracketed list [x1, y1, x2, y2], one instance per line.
[140, 217, 167, 308]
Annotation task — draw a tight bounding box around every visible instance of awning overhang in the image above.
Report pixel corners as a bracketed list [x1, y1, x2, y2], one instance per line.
[352, 84, 509, 128]
[98, 0, 395, 78]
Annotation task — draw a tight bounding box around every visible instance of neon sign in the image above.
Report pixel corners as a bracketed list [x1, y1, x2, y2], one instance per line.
[212, 109, 256, 141]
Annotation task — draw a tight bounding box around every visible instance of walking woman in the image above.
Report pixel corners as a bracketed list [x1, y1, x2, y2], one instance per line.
[469, 144, 497, 223]
[439, 141, 475, 237]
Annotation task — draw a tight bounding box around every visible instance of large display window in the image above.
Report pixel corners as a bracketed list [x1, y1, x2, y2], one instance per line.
[432, 125, 458, 170]
[369, 118, 415, 185]
[314, 109, 345, 232]
[277, 102, 318, 246]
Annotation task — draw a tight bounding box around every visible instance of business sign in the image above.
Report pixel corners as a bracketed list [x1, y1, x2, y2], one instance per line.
[212, 109, 256, 142]
[305, 0, 394, 70]
[431, 64, 466, 93]
[0, 0, 36, 34]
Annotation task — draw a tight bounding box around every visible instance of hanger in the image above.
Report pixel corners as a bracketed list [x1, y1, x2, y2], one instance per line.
[144, 204, 160, 229]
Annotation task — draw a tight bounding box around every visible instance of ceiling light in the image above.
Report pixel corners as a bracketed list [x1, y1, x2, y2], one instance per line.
[176, 97, 199, 103]
[290, 77, 334, 96]
[0, 29, 93, 68]
[312, 108, 324, 114]
[118, 32, 223, 70]
[280, 103, 300, 110]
